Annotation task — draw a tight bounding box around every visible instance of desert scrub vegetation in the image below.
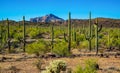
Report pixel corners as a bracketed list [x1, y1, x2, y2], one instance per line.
[74, 59, 99, 73]
[0, 16, 120, 55]
[41, 60, 67, 73]
[34, 59, 44, 71]
[53, 40, 71, 57]
[26, 40, 51, 55]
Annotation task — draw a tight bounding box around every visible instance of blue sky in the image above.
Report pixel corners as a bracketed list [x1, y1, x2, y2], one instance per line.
[0, 0, 120, 21]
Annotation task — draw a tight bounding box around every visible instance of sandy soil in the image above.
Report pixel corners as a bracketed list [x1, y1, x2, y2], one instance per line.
[0, 52, 120, 73]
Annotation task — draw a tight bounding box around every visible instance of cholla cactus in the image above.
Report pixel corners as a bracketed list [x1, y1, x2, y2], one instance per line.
[42, 60, 67, 73]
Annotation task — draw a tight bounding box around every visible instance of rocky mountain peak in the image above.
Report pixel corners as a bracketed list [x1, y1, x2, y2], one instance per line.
[30, 14, 64, 22]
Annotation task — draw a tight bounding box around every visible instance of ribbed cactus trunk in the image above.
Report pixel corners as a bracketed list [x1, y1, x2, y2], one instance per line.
[68, 12, 71, 52]
[23, 16, 26, 52]
[94, 18, 102, 55]
[107, 32, 110, 48]
[95, 20, 98, 54]
[0, 20, 3, 45]
[82, 24, 85, 34]
[85, 12, 93, 51]
[73, 24, 76, 42]
[64, 31, 67, 42]
[51, 23, 54, 53]
[88, 12, 92, 51]
[7, 18, 11, 53]
[118, 29, 120, 50]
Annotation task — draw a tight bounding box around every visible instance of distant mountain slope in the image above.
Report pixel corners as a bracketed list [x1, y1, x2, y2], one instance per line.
[0, 17, 120, 28]
[71, 18, 120, 27]
[30, 14, 64, 22]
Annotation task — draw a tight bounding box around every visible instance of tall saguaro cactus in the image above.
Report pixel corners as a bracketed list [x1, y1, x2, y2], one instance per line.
[68, 12, 71, 52]
[107, 32, 110, 48]
[7, 18, 11, 53]
[85, 12, 93, 51]
[73, 24, 76, 42]
[0, 19, 3, 45]
[94, 18, 102, 55]
[23, 16, 26, 52]
[51, 23, 54, 53]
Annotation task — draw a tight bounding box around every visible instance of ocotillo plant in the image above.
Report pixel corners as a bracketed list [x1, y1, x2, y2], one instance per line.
[51, 23, 54, 53]
[7, 18, 11, 53]
[94, 18, 102, 55]
[68, 12, 71, 52]
[85, 12, 93, 51]
[23, 16, 26, 52]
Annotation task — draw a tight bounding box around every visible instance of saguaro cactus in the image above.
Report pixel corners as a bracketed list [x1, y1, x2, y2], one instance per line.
[73, 24, 76, 42]
[7, 18, 11, 53]
[0, 20, 3, 45]
[107, 32, 110, 48]
[23, 16, 26, 52]
[68, 12, 71, 52]
[85, 12, 93, 51]
[51, 23, 54, 53]
[94, 18, 102, 55]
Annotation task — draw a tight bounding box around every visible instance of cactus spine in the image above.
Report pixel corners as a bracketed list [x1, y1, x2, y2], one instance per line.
[94, 18, 102, 55]
[85, 12, 93, 51]
[68, 12, 71, 52]
[23, 16, 26, 52]
[51, 23, 54, 53]
[7, 18, 11, 53]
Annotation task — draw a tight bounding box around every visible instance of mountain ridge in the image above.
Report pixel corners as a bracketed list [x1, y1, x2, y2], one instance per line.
[30, 14, 64, 22]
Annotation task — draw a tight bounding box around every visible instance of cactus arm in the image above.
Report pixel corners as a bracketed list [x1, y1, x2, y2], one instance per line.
[94, 18, 102, 55]
[84, 12, 93, 51]
[98, 25, 102, 32]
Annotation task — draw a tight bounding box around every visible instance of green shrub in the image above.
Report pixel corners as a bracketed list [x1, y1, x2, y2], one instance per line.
[74, 59, 98, 73]
[84, 59, 98, 73]
[53, 40, 71, 57]
[71, 41, 77, 49]
[78, 40, 88, 49]
[26, 40, 49, 55]
[13, 32, 23, 41]
[74, 65, 83, 73]
[28, 27, 41, 38]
